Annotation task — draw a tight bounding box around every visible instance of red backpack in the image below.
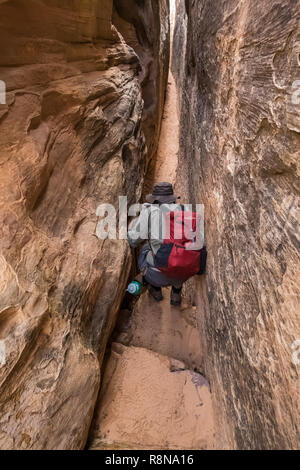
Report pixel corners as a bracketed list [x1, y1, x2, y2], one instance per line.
[153, 208, 207, 281]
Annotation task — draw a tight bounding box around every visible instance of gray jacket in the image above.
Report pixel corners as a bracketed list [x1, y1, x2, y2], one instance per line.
[128, 203, 182, 266]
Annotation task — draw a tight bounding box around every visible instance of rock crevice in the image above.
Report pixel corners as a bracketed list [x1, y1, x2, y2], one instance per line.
[0, 0, 299, 451]
[173, 0, 300, 450]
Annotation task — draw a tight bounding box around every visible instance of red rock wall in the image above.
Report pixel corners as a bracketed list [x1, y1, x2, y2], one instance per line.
[0, 0, 169, 449]
[173, 0, 300, 450]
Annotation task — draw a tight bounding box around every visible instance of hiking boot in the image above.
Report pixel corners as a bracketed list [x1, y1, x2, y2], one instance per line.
[170, 286, 182, 306]
[148, 285, 163, 302]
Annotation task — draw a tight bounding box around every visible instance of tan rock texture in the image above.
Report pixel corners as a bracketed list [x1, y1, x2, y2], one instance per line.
[113, 290, 203, 371]
[173, 0, 300, 449]
[0, 0, 169, 449]
[88, 76, 217, 451]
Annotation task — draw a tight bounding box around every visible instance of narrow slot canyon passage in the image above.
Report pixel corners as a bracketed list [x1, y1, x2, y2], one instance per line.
[88, 46, 216, 449]
[0, 0, 299, 451]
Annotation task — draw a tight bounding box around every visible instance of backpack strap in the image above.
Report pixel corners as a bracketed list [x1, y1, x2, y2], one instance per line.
[198, 246, 207, 275]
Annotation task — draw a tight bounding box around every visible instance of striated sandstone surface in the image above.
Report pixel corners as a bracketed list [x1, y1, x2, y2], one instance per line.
[113, 289, 203, 371]
[113, 0, 170, 167]
[0, 0, 169, 449]
[143, 0, 179, 195]
[173, 0, 300, 449]
[89, 343, 215, 450]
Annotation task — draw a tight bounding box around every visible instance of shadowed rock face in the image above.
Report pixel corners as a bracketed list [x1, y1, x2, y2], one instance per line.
[0, 0, 169, 449]
[173, 0, 300, 450]
[113, 0, 170, 168]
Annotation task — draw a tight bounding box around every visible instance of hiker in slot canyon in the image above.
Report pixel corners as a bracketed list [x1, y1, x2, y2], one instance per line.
[0, 0, 299, 453]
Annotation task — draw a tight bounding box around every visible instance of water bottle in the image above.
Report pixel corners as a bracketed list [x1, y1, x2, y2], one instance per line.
[126, 280, 142, 296]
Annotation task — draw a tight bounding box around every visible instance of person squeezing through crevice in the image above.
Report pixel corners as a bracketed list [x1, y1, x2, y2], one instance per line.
[128, 182, 206, 307]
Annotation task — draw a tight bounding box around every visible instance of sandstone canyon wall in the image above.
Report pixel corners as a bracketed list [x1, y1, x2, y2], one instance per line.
[0, 0, 169, 449]
[173, 0, 300, 449]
